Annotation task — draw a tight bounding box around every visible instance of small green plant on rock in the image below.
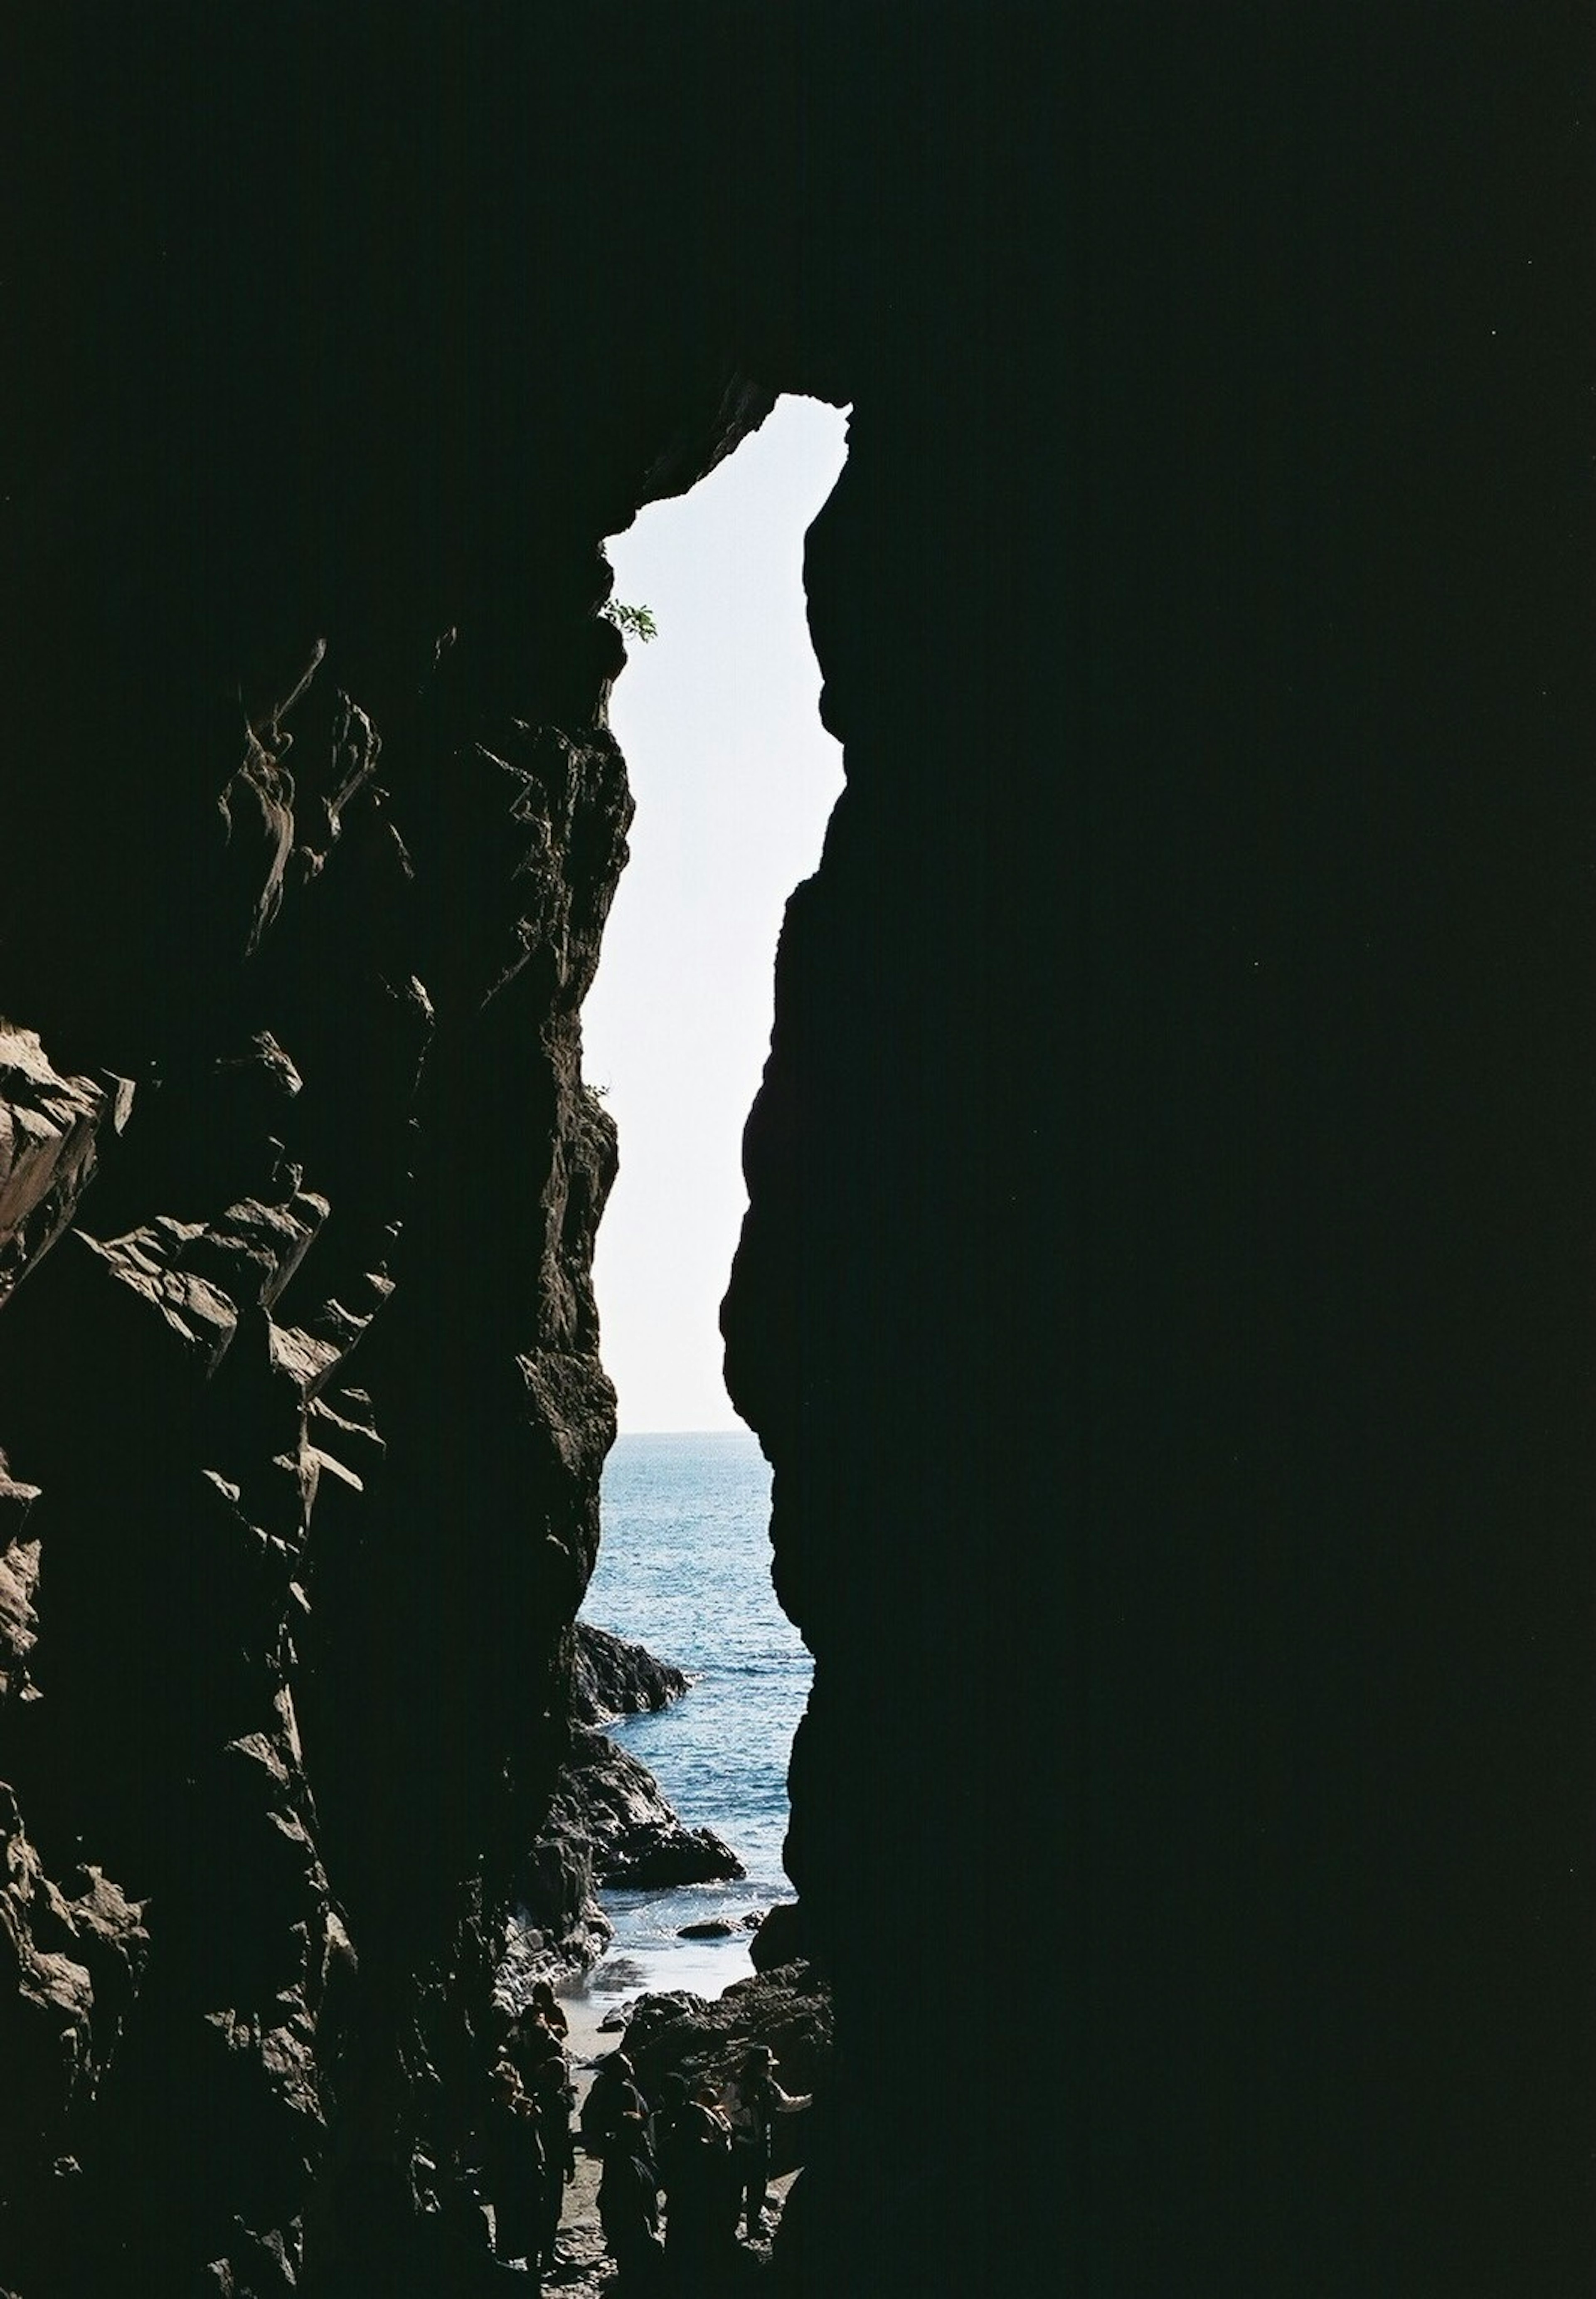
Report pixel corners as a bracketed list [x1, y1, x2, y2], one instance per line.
[601, 600, 658, 643]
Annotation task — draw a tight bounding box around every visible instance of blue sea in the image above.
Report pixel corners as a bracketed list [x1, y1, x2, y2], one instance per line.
[571, 1430, 812, 2012]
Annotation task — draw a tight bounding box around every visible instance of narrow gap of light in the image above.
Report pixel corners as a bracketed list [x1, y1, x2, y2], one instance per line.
[583, 395, 849, 1435]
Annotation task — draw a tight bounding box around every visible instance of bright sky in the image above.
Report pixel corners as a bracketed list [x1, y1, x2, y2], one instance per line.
[582, 396, 850, 1433]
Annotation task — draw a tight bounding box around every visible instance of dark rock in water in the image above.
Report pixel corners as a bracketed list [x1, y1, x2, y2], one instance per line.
[621, 1966, 831, 2177]
[556, 1726, 744, 1891]
[747, 1900, 812, 1974]
[570, 1620, 687, 1726]
[739, 1909, 766, 1930]
[507, 1727, 743, 1983]
[677, 1918, 737, 1940]
[617, 1987, 702, 2032]
[604, 1826, 744, 1890]
[590, 1956, 650, 1992]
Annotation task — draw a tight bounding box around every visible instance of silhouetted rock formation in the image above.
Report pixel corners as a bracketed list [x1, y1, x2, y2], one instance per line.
[502, 1838, 613, 1998]
[2, 7, 1591, 2297]
[571, 1622, 689, 1727]
[507, 1720, 743, 1993]
[505, 1629, 699, 1984]
[746, 1901, 811, 1977]
[561, 1729, 744, 1893]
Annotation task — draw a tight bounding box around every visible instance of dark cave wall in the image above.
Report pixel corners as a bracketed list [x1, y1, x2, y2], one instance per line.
[1, 7, 1592, 2297]
[727, 10, 1594, 2296]
[0, 551, 642, 2291]
[0, 15, 783, 2290]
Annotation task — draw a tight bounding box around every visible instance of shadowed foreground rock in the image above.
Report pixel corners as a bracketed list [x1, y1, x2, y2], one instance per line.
[747, 1902, 812, 1977]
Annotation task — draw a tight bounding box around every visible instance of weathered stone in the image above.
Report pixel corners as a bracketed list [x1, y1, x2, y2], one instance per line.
[555, 1728, 744, 1892]
[0, 1030, 133, 1310]
[569, 1621, 687, 1726]
[0, 1784, 150, 2175]
[0, 1457, 44, 1708]
[507, 1725, 744, 1988]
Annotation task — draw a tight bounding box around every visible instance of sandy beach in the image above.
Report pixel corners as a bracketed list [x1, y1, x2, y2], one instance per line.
[554, 1985, 628, 2100]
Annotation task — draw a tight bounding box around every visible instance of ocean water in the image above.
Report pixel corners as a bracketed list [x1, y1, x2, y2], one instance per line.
[570, 1430, 812, 2013]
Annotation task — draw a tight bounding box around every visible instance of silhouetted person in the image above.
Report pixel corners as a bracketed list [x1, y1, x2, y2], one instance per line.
[483, 2060, 546, 2270]
[651, 2072, 690, 2182]
[720, 2045, 810, 2239]
[598, 2109, 664, 2285]
[581, 2050, 650, 2158]
[651, 2075, 693, 2272]
[529, 1979, 569, 2042]
[530, 2052, 577, 2276]
[663, 2085, 736, 2285]
[508, 2000, 569, 2094]
[438, 2157, 494, 2259]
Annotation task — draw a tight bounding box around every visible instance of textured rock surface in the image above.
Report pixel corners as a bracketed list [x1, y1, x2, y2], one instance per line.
[570, 1621, 689, 1727]
[554, 1728, 744, 1893]
[0, 1462, 43, 1710]
[505, 1706, 739, 1991]
[0, 602, 644, 2276]
[507, 1619, 705, 1991]
[3, 7, 1591, 2297]
[0, 1787, 150, 2176]
[0, 1032, 133, 1311]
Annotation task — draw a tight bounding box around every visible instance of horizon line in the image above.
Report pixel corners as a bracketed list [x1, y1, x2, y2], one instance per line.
[612, 1425, 753, 1438]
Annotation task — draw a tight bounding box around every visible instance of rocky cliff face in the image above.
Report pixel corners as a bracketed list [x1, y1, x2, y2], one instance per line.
[721, 18, 1594, 2299]
[0, 16, 781, 2284]
[3, 8, 1592, 2297]
[0, 611, 637, 2290]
